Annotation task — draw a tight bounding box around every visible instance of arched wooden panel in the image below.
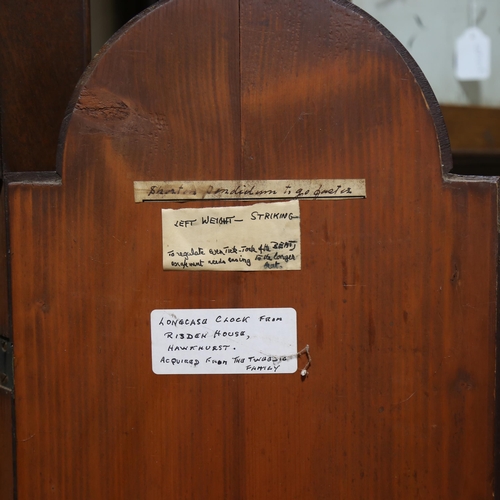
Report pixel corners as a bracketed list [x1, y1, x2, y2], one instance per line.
[6, 0, 498, 498]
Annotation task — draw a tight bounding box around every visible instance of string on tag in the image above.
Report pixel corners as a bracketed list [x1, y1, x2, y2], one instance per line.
[469, 0, 478, 27]
[250, 344, 311, 378]
[468, 0, 486, 27]
[297, 344, 312, 378]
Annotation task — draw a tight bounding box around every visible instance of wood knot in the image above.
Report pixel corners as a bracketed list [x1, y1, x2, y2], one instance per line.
[451, 369, 475, 394]
[75, 89, 130, 121]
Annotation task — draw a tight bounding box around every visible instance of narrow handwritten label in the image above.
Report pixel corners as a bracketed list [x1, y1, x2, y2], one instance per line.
[162, 200, 301, 271]
[135, 179, 366, 202]
[151, 308, 298, 375]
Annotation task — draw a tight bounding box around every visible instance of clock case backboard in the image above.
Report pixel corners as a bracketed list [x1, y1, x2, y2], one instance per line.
[2, 0, 499, 498]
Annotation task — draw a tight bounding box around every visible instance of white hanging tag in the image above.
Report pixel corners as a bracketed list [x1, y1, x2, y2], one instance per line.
[454, 26, 491, 81]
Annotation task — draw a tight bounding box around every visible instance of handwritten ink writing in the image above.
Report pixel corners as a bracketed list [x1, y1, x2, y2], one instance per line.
[162, 200, 301, 271]
[228, 256, 251, 267]
[248, 355, 288, 363]
[209, 246, 237, 255]
[170, 259, 204, 268]
[245, 364, 281, 372]
[148, 185, 197, 197]
[167, 239, 298, 270]
[151, 308, 298, 375]
[159, 357, 200, 366]
[174, 219, 196, 227]
[294, 188, 309, 197]
[176, 248, 205, 258]
[215, 315, 250, 323]
[255, 253, 296, 263]
[163, 332, 208, 339]
[206, 357, 228, 365]
[264, 261, 282, 269]
[240, 245, 257, 253]
[138, 179, 365, 202]
[313, 184, 352, 198]
[214, 330, 249, 339]
[208, 258, 226, 265]
[206, 247, 251, 266]
[165, 344, 231, 351]
[250, 211, 298, 221]
[201, 215, 242, 225]
[206, 184, 278, 197]
[160, 317, 208, 327]
[259, 316, 283, 322]
[271, 240, 297, 251]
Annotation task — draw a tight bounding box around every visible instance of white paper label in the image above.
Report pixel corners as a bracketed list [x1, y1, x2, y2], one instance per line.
[151, 308, 298, 375]
[455, 27, 491, 81]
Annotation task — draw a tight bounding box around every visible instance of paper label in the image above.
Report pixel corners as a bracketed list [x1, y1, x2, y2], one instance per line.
[151, 308, 298, 375]
[162, 200, 301, 271]
[135, 179, 366, 202]
[455, 27, 491, 81]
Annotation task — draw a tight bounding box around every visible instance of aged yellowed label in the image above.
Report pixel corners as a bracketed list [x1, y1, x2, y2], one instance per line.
[135, 179, 365, 202]
[162, 200, 301, 271]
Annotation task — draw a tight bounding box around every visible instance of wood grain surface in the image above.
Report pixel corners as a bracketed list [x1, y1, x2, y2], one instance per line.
[0, 391, 14, 500]
[5, 0, 499, 498]
[0, 186, 9, 341]
[0, 0, 90, 172]
[0, 186, 12, 500]
[441, 105, 500, 153]
[0, 2, 80, 491]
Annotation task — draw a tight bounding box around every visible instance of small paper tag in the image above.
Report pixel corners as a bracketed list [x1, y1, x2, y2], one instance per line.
[454, 27, 491, 81]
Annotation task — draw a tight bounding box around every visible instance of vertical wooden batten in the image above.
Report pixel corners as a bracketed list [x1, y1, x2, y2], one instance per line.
[0, 1, 90, 497]
[0, 0, 90, 173]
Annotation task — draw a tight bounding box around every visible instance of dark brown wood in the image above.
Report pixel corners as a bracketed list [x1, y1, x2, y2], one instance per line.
[0, 0, 90, 172]
[0, 186, 9, 340]
[0, 392, 14, 500]
[5, 0, 499, 498]
[442, 105, 500, 154]
[451, 152, 500, 176]
[0, 184, 13, 500]
[440, 105, 500, 175]
[0, 2, 89, 495]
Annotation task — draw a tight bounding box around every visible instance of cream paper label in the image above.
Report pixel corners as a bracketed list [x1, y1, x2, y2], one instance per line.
[162, 200, 300, 271]
[135, 179, 365, 202]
